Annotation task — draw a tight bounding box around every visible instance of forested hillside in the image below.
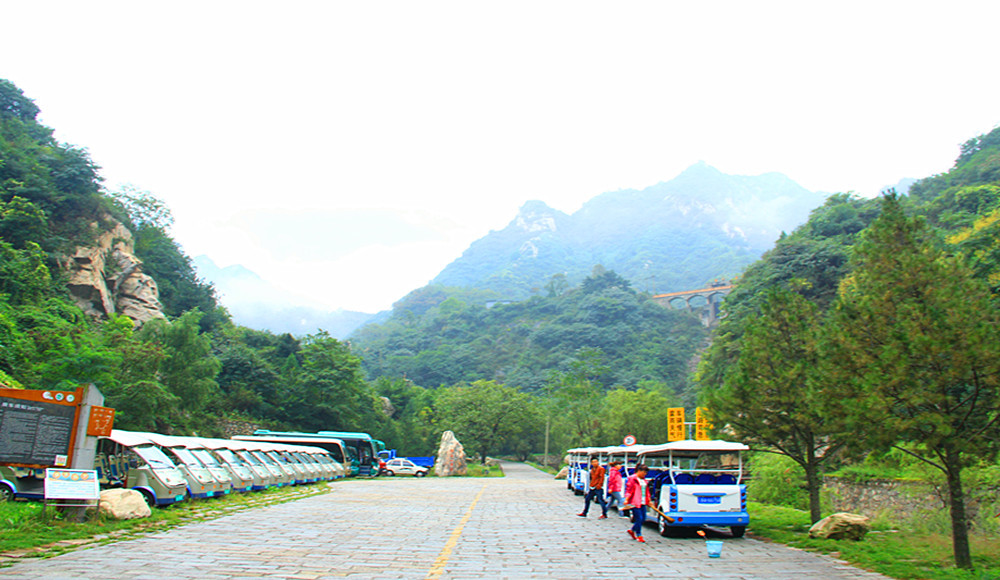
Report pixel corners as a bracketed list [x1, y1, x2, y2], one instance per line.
[696, 125, 1000, 568]
[353, 268, 708, 396]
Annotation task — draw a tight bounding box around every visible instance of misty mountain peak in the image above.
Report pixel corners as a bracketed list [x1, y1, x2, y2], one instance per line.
[513, 200, 564, 233]
[432, 165, 828, 297]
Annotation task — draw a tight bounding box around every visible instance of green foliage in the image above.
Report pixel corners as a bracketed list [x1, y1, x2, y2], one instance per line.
[746, 453, 808, 511]
[701, 286, 861, 523]
[436, 380, 541, 463]
[354, 271, 708, 397]
[598, 387, 678, 445]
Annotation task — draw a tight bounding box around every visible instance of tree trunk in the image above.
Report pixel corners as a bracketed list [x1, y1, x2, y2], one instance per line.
[804, 459, 822, 524]
[944, 450, 972, 569]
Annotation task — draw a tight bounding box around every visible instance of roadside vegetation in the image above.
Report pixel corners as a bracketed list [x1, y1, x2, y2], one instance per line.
[749, 503, 1000, 580]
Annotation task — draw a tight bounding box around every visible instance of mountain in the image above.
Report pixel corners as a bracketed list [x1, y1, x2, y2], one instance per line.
[431, 162, 828, 298]
[193, 256, 373, 338]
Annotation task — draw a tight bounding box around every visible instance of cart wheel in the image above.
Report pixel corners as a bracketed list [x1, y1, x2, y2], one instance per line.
[658, 515, 670, 536]
[138, 489, 155, 507]
[0, 483, 13, 502]
[730, 526, 746, 538]
[385, 470, 395, 476]
[416, 471, 426, 477]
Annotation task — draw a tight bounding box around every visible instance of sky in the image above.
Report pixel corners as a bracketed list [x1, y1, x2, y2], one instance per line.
[3, 1, 999, 313]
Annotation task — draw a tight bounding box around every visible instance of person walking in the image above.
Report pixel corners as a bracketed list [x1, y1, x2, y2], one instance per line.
[577, 457, 608, 518]
[605, 461, 627, 517]
[624, 463, 651, 542]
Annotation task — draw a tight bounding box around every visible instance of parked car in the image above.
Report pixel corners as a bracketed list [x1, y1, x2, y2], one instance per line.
[383, 458, 428, 477]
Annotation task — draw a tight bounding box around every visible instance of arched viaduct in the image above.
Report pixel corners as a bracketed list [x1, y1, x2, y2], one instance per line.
[651, 284, 734, 326]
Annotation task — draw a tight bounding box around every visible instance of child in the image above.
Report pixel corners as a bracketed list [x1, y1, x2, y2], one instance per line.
[623, 463, 651, 542]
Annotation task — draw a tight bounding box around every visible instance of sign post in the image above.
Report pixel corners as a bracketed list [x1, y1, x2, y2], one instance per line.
[43, 468, 101, 520]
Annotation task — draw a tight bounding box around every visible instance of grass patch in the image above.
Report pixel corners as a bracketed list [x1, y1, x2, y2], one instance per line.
[525, 461, 558, 475]
[748, 502, 1000, 579]
[0, 482, 333, 560]
[428, 463, 504, 477]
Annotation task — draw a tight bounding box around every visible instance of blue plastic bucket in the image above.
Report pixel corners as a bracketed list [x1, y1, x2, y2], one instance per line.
[706, 540, 723, 558]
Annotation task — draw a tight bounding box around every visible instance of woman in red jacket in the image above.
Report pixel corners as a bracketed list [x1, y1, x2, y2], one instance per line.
[623, 464, 651, 542]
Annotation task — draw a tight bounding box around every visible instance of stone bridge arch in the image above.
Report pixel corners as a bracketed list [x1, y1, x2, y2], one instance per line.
[651, 284, 734, 326]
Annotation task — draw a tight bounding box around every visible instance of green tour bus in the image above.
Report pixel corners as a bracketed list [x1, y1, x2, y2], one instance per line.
[239, 431, 381, 476]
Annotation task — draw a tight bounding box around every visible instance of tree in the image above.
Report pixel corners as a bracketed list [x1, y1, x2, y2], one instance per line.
[827, 193, 1000, 569]
[138, 310, 221, 427]
[701, 285, 860, 523]
[0, 79, 40, 121]
[436, 380, 539, 464]
[599, 388, 677, 445]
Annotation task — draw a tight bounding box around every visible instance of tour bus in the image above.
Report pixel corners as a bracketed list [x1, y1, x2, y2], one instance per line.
[237, 431, 369, 476]
[95, 430, 188, 506]
[144, 433, 231, 498]
[636, 440, 749, 537]
[317, 431, 381, 476]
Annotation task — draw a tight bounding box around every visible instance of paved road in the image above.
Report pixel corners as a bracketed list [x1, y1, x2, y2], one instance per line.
[0, 462, 889, 579]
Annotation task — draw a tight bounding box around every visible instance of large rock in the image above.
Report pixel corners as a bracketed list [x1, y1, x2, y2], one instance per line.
[808, 512, 871, 540]
[99, 488, 152, 520]
[435, 430, 468, 477]
[555, 465, 569, 479]
[61, 219, 166, 326]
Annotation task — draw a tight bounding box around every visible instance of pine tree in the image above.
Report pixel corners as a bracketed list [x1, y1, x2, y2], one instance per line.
[828, 193, 1000, 569]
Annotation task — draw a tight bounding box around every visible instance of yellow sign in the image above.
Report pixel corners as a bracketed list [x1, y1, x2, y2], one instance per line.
[667, 407, 685, 441]
[695, 407, 712, 441]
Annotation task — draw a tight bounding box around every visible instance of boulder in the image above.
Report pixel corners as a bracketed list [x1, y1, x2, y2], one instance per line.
[99, 488, 152, 520]
[435, 430, 468, 477]
[808, 512, 871, 540]
[555, 465, 569, 479]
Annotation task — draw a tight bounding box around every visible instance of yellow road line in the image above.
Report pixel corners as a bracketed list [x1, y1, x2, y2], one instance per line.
[426, 483, 488, 579]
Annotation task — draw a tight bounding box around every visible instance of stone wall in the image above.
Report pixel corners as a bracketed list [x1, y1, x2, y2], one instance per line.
[217, 418, 265, 438]
[823, 477, 944, 520]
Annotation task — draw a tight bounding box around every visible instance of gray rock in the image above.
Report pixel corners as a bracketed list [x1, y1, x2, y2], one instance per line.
[808, 512, 871, 540]
[434, 430, 467, 477]
[99, 489, 152, 520]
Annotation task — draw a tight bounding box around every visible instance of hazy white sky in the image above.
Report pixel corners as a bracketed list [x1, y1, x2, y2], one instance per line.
[4, 1, 999, 312]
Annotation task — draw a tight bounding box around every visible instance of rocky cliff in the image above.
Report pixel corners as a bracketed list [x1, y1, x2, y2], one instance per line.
[60, 219, 166, 325]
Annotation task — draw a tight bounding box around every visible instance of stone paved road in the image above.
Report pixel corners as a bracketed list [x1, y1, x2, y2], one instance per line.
[0, 462, 890, 579]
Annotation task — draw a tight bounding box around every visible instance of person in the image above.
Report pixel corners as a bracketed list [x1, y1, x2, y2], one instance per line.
[605, 461, 627, 517]
[577, 457, 608, 518]
[624, 463, 651, 542]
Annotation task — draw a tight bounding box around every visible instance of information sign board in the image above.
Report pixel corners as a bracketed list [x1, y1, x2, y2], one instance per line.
[44, 468, 100, 500]
[0, 388, 82, 468]
[86, 405, 116, 437]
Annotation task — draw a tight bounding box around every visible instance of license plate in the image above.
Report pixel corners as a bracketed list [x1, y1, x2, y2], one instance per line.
[697, 496, 722, 504]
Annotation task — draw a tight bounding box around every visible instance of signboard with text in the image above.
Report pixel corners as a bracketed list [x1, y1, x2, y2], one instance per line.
[0, 388, 83, 468]
[86, 405, 116, 437]
[44, 468, 100, 500]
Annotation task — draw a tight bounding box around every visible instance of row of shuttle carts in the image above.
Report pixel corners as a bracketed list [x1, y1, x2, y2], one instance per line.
[1, 430, 358, 506]
[565, 439, 750, 537]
